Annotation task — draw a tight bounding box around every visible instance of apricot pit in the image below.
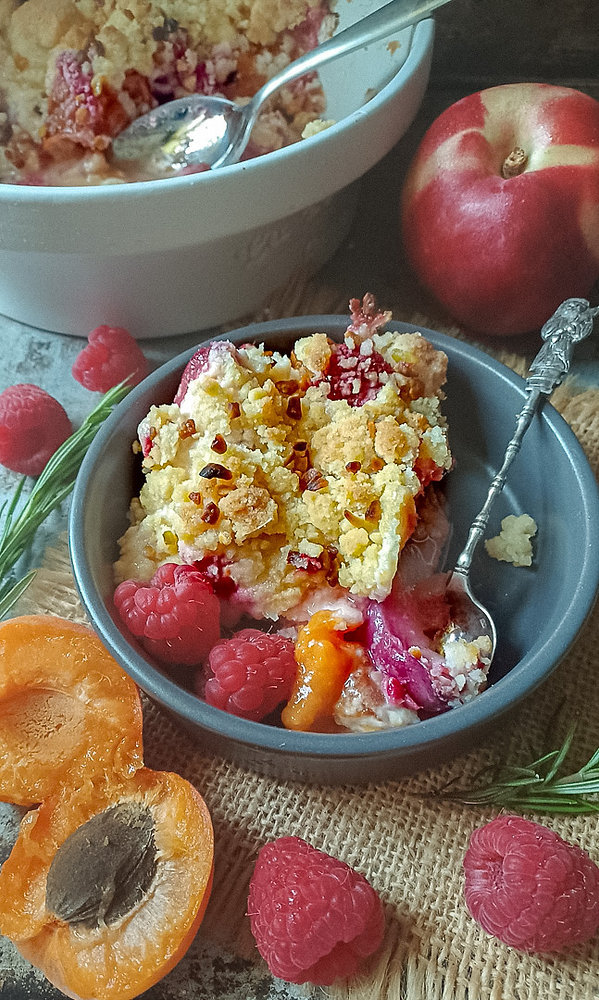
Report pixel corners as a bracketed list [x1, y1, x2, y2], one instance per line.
[46, 801, 158, 930]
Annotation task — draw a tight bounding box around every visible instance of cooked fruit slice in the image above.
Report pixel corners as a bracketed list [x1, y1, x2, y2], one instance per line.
[0, 767, 214, 1000]
[282, 612, 364, 731]
[0, 615, 144, 806]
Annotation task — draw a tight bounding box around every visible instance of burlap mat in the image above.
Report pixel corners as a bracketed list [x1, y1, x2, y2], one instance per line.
[11, 282, 599, 1000]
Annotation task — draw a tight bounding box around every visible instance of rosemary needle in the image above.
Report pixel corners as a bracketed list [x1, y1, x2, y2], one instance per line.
[433, 721, 599, 815]
[0, 382, 131, 618]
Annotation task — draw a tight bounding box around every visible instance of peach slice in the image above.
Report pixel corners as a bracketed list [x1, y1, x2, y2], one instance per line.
[0, 615, 144, 806]
[0, 766, 214, 1000]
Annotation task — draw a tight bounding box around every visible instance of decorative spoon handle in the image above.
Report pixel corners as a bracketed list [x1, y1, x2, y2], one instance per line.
[454, 298, 598, 577]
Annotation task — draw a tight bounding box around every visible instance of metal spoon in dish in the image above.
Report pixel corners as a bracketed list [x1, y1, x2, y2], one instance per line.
[111, 0, 455, 177]
[444, 297, 598, 663]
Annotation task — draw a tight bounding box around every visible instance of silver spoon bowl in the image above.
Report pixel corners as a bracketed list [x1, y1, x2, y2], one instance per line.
[111, 0, 455, 177]
[445, 298, 598, 664]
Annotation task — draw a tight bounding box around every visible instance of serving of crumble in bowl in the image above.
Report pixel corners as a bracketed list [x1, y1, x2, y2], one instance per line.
[69, 305, 599, 784]
[0, 0, 434, 337]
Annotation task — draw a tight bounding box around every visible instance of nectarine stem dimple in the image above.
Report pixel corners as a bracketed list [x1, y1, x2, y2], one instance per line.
[501, 146, 528, 179]
[45, 802, 157, 929]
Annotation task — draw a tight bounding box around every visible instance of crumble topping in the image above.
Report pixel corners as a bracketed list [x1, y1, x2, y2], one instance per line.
[115, 302, 452, 621]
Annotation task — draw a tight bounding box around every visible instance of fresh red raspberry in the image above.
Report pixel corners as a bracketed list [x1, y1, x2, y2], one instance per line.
[248, 836, 385, 985]
[72, 325, 149, 393]
[463, 814, 599, 953]
[0, 384, 72, 476]
[113, 563, 220, 666]
[201, 629, 297, 721]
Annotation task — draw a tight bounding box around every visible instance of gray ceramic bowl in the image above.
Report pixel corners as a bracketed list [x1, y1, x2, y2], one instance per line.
[69, 317, 599, 784]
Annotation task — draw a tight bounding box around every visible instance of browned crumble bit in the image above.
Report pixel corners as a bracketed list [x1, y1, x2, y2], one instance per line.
[371, 458, 384, 472]
[285, 440, 311, 476]
[199, 463, 233, 481]
[300, 467, 327, 492]
[365, 499, 381, 522]
[324, 545, 340, 585]
[201, 502, 220, 524]
[286, 396, 302, 420]
[227, 401, 241, 418]
[210, 434, 227, 454]
[345, 461, 361, 474]
[179, 418, 197, 439]
[188, 491, 202, 506]
[344, 509, 378, 530]
[275, 379, 300, 396]
[132, 441, 142, 454]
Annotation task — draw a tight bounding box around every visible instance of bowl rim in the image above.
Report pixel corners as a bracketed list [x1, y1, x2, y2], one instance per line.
[0, 18, 432, 203]
[69, 315, 599, 760]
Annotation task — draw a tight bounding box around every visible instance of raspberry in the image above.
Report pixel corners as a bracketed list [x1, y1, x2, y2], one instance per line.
[318, 342, 392, 406]
[72, 326, 149, 393]
[47, 51, 107, 148]
[0, 384, 72, 477]
[113, 563, 220, 666]
[46, 52, 127, 148]
[248, 836, 385, 985]
[174, 341, 238, 405]
[201, 629, 297, 721]
[463, 815, 599, 953]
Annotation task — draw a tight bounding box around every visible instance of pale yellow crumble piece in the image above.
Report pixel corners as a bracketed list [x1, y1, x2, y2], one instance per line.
[301, 117, 335, 139]
[484, 513, 537, 567]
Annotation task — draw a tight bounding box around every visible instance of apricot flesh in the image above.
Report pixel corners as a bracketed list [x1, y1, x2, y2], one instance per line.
[0, 615, 144, 806]
[282, 611, 362, 731]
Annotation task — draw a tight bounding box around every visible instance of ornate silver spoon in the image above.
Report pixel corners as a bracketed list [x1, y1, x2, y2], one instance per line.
[111, 0, 455, 177]
[445, 297, 598, 661]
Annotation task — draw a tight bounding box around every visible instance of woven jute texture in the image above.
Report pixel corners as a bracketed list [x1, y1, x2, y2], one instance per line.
[12, 287, 599, 1000]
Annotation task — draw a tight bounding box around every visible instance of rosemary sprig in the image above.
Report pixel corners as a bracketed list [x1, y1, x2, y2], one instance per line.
[0, 382, 131, 617]
[434, 721, 599, 814]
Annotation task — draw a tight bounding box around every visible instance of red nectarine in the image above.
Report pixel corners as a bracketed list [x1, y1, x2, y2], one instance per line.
[401, 83, 599, 336]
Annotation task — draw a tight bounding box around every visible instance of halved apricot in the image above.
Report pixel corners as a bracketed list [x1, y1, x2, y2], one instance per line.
[0, 766, 214, 1000]
[0, 615, 144, 806]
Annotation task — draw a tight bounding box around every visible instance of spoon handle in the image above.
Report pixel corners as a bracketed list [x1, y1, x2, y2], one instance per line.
[454, 298, 598, 577]
[251, 0, 455, 110]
